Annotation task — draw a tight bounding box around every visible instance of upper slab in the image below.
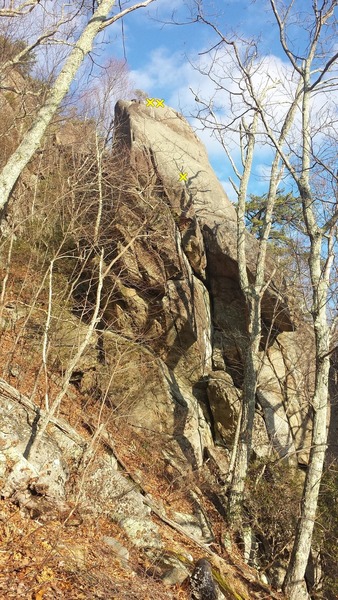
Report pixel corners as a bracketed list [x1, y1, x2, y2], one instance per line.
[114, 100, 294, 332]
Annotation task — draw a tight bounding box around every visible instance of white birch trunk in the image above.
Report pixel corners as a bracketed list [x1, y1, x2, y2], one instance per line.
[227, 114, 259, 524]
[284, 57, 333, 597]
[227, 318, 260, 524]
[228, 111, 293, 525]
[284, 242, 331, 600]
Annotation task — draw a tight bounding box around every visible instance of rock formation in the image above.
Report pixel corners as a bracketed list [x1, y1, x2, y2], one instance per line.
[99, 99, 314, 468]
[0, 97, 320, 595]
[1, 98, 314, 478]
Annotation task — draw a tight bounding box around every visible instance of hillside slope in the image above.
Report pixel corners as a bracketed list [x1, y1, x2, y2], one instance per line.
[0, 96, 322, 599]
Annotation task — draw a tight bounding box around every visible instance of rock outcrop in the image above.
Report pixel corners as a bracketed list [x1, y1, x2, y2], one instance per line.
[99, 99, 313, 467]
[0, 97, 315, 500]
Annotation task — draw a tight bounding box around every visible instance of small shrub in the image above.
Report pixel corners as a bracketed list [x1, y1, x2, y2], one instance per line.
[244, 459, 303, 577]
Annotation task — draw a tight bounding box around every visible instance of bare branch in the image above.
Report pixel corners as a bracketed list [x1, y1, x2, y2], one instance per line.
[99, 0, 156, 29]
[309, 49, 338, 90]
[269, 0, 303, 73]
[0, 0, 40, 17]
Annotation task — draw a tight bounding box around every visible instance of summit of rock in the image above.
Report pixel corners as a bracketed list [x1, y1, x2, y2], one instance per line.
[115, 100, 237, 227]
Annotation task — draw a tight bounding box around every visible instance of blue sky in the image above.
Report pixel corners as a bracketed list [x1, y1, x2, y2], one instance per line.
[98, 0, 338, 202]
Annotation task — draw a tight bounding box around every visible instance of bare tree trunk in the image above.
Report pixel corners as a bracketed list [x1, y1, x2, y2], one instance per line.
[227, 112, 261, 525]
[94, 132, 103, 245]
[283, 50, 335, 596]
[284, 357, 330, 599]
[283, 174, 333, 597]
[284, 237, 331, 598]
[227, 315, 260, 524]
[228, 113, 288, 525]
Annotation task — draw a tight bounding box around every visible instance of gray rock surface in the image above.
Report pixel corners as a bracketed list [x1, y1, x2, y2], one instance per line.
[115, 100, 293, 333]
[101, 536, 130, 567]
[112, 99, 311, 466]
[0, 379, 162, 551]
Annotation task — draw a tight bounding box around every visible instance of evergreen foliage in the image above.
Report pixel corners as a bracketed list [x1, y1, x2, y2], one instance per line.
[245, 190, 303, 247]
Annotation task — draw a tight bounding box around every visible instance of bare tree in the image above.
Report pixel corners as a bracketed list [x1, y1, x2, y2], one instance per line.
[192, 15, 302, 527]
[26, 219, 146, 458]
[265, 3, 338, 598]
[75, 57, 132, 243]
[0, 0, 156, 216]
[193, 1, 338, 596]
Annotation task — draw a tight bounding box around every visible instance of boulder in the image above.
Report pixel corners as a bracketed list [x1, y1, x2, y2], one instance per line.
[206, 371, 240, 446]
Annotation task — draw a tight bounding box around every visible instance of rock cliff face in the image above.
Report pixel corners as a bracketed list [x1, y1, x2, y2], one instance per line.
[103, 100, 313, 468]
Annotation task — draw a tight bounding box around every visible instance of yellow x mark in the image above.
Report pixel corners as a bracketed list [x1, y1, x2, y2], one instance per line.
[146, 98, 165, 108]
[179, 172, 188, 182]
